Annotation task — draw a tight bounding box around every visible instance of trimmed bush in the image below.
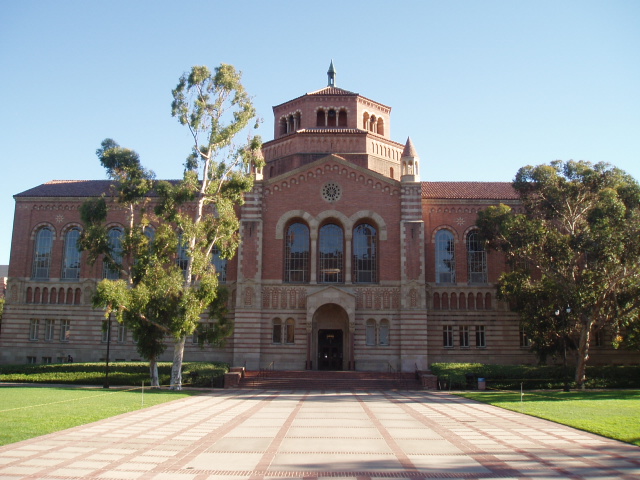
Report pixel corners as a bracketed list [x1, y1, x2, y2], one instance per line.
[0, 362, 228, 387]
[430, 363, 640, 390]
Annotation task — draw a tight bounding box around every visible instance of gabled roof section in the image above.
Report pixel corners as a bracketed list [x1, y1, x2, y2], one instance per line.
[14, 179, 181, 199]
[422, 182, 519, 200]
[308, 86, 357, 96]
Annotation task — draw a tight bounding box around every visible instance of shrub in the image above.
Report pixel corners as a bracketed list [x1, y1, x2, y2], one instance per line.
[0, 362, 228, 387]
[430, 363, 640, 390]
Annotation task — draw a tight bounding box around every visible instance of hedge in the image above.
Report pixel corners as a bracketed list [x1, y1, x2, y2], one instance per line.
[429, 363, 640, 390]
[0, 361, 228, 388]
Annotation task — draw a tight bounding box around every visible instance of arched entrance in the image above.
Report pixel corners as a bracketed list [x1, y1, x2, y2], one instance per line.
[312, 303, 350, 371]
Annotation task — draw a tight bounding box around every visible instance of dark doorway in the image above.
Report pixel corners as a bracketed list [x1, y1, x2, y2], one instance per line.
[318, 329, 343, 370]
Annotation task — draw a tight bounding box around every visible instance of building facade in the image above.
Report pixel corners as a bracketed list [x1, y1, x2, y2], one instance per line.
[0, 66, 630, 369]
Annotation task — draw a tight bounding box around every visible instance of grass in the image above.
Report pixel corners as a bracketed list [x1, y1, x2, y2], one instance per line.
[0, 386, 202, 446]
[456, 389, 640, 447]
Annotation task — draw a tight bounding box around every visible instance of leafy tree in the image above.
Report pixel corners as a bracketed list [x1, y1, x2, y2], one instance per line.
[158, 64, 263, 389]
[478, 160, 640, 388]
[79, 64, 261, 390]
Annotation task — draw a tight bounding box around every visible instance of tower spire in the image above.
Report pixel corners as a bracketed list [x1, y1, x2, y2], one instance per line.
[327, 60, 336, 87]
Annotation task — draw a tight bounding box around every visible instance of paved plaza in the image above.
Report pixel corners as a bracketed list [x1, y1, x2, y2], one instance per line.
[0, 389, 638, 479]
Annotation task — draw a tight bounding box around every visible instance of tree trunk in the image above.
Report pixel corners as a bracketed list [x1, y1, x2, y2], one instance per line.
[149, 357, 160, 389]
[574, 318, 593, 389]
[170, 336, 186, 390]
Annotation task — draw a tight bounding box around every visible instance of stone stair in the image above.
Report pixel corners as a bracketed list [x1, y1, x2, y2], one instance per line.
[239, 370, 423, 391]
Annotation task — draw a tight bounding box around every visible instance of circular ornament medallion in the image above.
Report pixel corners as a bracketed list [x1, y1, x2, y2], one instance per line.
[321, 182, 342, 202]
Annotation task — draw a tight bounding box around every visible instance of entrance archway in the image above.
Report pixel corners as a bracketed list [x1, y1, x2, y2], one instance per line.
[312, 303, 350, 371]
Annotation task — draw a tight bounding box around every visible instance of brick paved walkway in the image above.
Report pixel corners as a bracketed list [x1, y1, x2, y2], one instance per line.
[0, 389, 638, 479]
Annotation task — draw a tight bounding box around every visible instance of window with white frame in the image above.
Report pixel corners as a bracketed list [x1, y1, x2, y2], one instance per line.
[101, 320, 110, 343]
[60, 320, 70, 342]
[365, 319, 376, 346]
[103, 227, 123, 279]
[435, 230, 456, 284]
[285, 318, 295, 344]
[379, 319, 390, 346]
[27, 356, 37, 364]
[353, 223, 377, 283]
[62, 227, 82, 279]
[41, 357, 52, 364]
[443, 325, 454, 348]
[467, 230, 487, 284]
[32, 227, 53, 279]
[519, 328, 531, 347]
[475, 325, 486, 347]
[284, 222, 310, 283]
[318, 224, 344, 283]
[29, 319, 40, 341]
[44, 319, 55, 341]
[459, 325, 470, 348]
[211, 245, 228, 283]
[117, 323, 127, 343]
[272, 318, 282, 344]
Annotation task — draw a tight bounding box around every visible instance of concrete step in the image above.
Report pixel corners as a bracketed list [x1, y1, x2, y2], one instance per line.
[239, 370, 423, 391]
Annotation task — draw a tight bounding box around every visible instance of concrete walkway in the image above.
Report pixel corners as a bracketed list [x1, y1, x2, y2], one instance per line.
[0, 389, 638, 479]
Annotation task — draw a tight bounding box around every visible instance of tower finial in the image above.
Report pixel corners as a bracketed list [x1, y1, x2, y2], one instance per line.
[327, 60, 336, 87]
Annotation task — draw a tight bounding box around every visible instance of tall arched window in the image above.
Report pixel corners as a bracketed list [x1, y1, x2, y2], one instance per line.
[103, 227, 123, 279]
[62, 228, 81, 280]
[467, 230, 487, 283]
[272, 318, 282, 344]
[32, 227, 53, 279]
[285, 318, 295, 344]
[365, 319, 376, 346]
[435, 230, 456, 284]
[318, 223, 343, 283]
[353, 223, 377, 283]
[211, 245, 228, 283]
[285, 223, 309, 283]
[379, 319, 390, 345]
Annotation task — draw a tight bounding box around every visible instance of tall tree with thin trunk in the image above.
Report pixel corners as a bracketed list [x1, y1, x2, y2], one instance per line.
[158, 64, 263, 389]
[477, 160, 640, 388]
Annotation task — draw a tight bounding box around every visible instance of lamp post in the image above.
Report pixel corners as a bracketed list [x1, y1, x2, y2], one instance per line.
[103, 313, 112, 389]
[556, 306, 571, 392]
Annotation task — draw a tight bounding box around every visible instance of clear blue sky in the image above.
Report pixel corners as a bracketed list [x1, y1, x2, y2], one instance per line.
[1, 0, 639, 265]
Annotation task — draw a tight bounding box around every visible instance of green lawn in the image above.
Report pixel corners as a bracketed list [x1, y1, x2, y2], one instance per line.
[0, 386, 201, 446]
[456, 389, 640, 447]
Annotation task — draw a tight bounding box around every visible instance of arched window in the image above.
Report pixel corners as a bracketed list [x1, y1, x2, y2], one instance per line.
[338, 109, 347, 127]
[435, 230, 456, 284]
[316, 109, 325, 127]
[103, 227, 123, 279]
[433, 292, 441, 310]
[327, 109, 337, 127]
[485, 293, 492, 310]
[365, 319, 376, 346]
[450, 292, 458, 310]
[379, 319, 390, 346]
[285, 222, 309, 283]
[211, 245, 228, 283]
[362, 112, 370, 130]
[62, 228, 81, 280]
[285, 318, 295, 344]
[353, 223, 377, 283]
[318, 223, 343, 283]
[32, 227, 53, 279]
[467, 230, 487, 283]
[377, 117, 385, 136]
[272, 318, 282, 344]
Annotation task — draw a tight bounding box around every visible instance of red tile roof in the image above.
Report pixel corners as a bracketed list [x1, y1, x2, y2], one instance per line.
[422, 182, 518, 200]
[16, 180, 519, 201]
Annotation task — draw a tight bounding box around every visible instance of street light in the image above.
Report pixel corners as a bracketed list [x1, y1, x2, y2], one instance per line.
[555, 306, 571, 392]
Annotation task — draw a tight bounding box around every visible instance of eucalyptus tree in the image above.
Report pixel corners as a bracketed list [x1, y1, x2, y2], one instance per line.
[157, 64, 263, 389]
[478, 160, 640, 388]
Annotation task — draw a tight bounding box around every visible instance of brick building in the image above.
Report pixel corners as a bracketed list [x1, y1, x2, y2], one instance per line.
[0, 64, 629, 369]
